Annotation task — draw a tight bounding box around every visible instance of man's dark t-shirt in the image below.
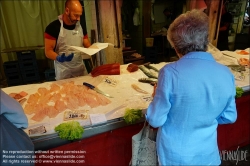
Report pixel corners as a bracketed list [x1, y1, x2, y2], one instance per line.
[44, 19, 88, 41]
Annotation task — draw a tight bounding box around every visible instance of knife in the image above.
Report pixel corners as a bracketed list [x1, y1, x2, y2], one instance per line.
[83, 82, 113, 98]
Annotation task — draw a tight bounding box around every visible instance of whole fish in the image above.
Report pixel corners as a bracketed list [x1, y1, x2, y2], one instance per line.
[144, 64, 159, 72]
[138, 78, 158, 84]
[131, 84, 149, 94]
[138, 65, 158, 79]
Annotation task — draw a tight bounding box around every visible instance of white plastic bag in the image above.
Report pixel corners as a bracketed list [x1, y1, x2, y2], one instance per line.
[130, 121, 157, 166]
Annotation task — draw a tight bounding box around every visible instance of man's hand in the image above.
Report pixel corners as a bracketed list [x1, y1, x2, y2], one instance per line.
[65, 53, 74, 61]
[56, 53, 74, 62]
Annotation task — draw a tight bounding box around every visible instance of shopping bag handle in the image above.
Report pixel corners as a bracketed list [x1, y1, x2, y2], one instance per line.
[143, 119, 158, 140]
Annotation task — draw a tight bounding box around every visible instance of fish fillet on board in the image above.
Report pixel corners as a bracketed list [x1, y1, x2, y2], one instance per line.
[46, 106, 59, 118]
[54, 100, 67, 112]
[83, 91, 100, 108]
[50, 93, 62, 102]
[27, 93, 40, 104]
[24, 103, 36, 115]
[38, 87, 49, 96]
[50, 83, 60, 92]
[23, 81, 112, 122]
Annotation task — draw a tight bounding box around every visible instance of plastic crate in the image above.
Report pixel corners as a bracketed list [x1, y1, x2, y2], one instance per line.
[5, 72, 23, 86]
[3, 61, 19, 73]
[16, 50, 36, 62]
[21, 69, 40, 83]
[19, 60, 38, 70]
[44, 69, 56, 81]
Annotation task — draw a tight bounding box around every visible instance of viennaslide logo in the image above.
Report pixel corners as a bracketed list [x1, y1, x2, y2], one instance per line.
[220, 146, 248, 165]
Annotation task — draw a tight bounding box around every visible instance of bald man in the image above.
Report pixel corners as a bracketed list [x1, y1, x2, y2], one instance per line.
[44, 0, 91, 80]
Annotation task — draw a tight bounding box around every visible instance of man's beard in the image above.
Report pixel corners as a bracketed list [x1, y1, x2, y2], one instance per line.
[68, 14, 78, 24]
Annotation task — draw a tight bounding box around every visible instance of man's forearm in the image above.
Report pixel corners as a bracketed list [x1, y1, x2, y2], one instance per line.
[45, 50, 58, 60]
[44, 38, 58, 60]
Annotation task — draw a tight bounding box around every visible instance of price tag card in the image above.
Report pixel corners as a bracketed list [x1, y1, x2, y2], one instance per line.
[64, 110, 89, 121]
[103, 77, 118, 87]
[28, 125, 47, 135]
[89, 114, 107, 125]
[141, 95, 153, 103]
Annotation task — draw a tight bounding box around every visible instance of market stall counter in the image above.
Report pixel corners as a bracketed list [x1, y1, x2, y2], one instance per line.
[1, 47, 249, 165]
[2, 63, 156, 165]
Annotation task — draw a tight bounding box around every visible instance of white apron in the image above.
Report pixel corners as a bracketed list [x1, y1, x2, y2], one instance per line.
[54, 15, 87, 80]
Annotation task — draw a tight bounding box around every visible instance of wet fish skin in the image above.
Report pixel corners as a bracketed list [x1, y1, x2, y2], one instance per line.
[138, 65, 158, 79]
[144, 64, 159, 72]
[138, 78, 158, 84]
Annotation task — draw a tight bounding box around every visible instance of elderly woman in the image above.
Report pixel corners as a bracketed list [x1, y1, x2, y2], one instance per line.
[146, 9, 237, 165]
[0, 89, 34, 165]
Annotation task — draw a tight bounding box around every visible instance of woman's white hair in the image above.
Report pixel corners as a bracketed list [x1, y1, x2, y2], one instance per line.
[167, 9, 209, 56]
